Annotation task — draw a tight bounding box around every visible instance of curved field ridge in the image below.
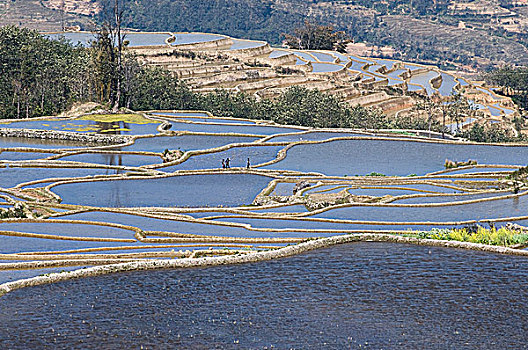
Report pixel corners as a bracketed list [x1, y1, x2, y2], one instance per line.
[2, 233, 527, 297]
[1, 109, 528, 297]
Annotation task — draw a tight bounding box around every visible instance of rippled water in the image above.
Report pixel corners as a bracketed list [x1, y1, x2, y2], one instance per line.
[229, 39, 264, 50]
[311, 63, 343, 73]
[1, 119, 159, 135]
[2, 108, 528, 349]
[293, 51, 318, 62]
[1, 243, 527, 349]
[373, 58, 397, 71]
[313, 195, 528, 223]
[0, 235, 153, 254]
[47, 32, 173, 47]
[171, 33, 225, 46]
[0, 266, 87, 285]
[438, 72, 458, 97]
[265, 131, 366, 143]
[152, 112, 256, 125]
[0, 151, 54, 161]
[408, 71, 439, 96]
[55, 152, 162, 167]
[349, 60, 367, 71]
[387, 68, 407, 80]
[268, 50, 290, 59]
[153, 120, 302, 135]
[0, 136, 94, 149]
[307, 51, 335, 62]
[62, 211, 266, 238]
[0, 222, 134, 240]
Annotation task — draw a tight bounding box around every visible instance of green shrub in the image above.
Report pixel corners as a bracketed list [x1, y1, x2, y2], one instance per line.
[418, 226, 528, 246]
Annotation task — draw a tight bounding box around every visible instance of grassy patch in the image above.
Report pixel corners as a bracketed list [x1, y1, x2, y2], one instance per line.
[78, 114, 158, 124]
[416, 227, 528, 247]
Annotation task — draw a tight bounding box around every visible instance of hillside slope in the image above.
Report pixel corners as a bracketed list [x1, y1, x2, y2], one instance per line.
[114, 0, 528, 69]
[0, 0, 91, 31]
[5, 0, 528, 69]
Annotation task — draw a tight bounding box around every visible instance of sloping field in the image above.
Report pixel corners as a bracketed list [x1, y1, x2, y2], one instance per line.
[0, 0, 90, 31]
[382, 15, 528, 67]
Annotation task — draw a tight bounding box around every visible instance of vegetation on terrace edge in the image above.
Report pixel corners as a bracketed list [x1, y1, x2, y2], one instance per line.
[415, 226, 528, 247]
[507, 166, 528, 194]
[0, 25, 524, 143]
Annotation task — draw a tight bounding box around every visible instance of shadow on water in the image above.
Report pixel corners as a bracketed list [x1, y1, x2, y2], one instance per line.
[96, 120, 129, 134]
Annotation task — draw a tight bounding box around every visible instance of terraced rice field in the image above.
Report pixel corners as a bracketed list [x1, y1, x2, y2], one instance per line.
[1, 110, 527, 291]
[3, 30, 527, 345]
[1, 242, 527, 348]
[47, 31, 520, 125]
[1, 106, 528, 348]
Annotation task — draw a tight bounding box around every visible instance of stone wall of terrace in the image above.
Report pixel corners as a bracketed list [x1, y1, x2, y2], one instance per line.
[172, 38, 233, 51]
[370, 96, 415, 114]
[0, 128, 132, 145]
[170, 64, 246, 79]
[347, 91, 392, 106]
[267, 53, 298, 66]
[230, 44, 272, 58]
[187, 69, 279, 89]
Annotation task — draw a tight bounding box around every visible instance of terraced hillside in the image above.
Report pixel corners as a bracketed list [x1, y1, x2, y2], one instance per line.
[110, 0, 528, 69]
[1, 103, 528, 300]
[53, 31, 520, 135]
[0, 0, 90, 32]
[7, 0, 528, 69]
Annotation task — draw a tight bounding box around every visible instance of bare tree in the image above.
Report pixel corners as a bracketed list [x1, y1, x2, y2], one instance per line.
[93, 0, 125, 111]
[112, 0, 123, 112]
[60, 0, 65, 32]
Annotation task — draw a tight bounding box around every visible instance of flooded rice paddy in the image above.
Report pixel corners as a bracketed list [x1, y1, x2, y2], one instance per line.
[1, 110, 528, 347]
[52, 173, 273, 208]
[229, 39, 265, 50]
[1, 243, 527, 349]
[47, 32, 224, 48]
[1, 115, 160, 135]
[264, 138, 528, 176]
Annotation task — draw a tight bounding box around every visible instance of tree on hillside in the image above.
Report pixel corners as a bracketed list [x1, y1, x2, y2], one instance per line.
[486, 66, 528, 110]
[0, 26, 92, 119]
[282, 21, 349, 52]
[94, 0, 125, 111]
